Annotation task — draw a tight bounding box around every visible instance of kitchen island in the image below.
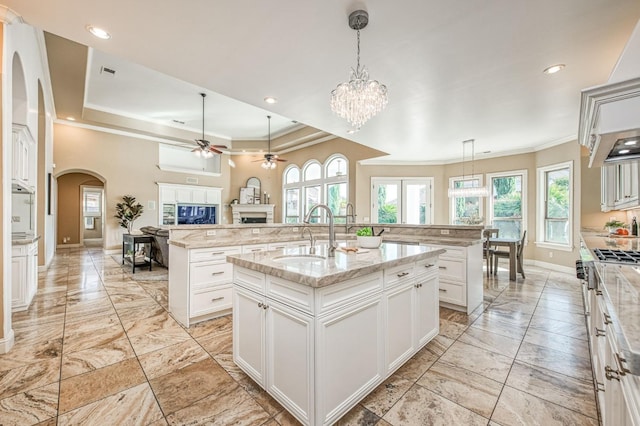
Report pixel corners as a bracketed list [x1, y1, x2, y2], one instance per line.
[580, 231, 640, 425]
[226, 242, 445, 426]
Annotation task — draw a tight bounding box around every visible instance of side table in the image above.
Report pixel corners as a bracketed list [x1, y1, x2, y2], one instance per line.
[122, 234, 154, 273]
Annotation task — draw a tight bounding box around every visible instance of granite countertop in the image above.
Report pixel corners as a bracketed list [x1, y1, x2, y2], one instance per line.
[581, 231, 640, 374]
[169, 234, 482, 249]
[226, 242, 446, 288]
[12, 233, 40, 245]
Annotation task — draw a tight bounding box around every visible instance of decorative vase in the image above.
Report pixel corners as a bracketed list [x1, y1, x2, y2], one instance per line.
[357, 236, 382, 249]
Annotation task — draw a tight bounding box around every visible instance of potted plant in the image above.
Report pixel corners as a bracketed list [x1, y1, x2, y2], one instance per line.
[604, 219, 627, 235]
[356, 227, 382, 248]
[115, 195, 144, 234]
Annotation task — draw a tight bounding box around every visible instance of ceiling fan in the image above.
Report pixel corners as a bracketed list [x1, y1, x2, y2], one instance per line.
[254, 115, 287, 169]
[192, 93, 227, 158]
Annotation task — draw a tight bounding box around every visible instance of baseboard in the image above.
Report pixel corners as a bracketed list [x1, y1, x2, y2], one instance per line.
[104, 248, 120, 255]
[0, 329, 15, 354]
[524, 259, 574, 275]
[56, 243, 81, 249]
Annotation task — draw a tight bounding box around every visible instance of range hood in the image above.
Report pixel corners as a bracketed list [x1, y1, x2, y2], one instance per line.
[578, 77, 640, 167]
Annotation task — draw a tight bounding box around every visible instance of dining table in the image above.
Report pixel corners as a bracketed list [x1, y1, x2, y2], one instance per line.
[491, 237, 521, 281]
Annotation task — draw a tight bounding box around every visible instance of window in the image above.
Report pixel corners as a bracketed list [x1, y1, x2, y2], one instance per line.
[487, 170, 527, 239]
[537, 161, 572, 250]
[371, 178, 433, 224]
[83, 188, 102, 217]
[282, 154, 348, 223]
[449, 175, 484, 225]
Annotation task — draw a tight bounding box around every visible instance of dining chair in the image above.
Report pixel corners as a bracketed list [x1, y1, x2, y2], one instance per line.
[493, 230, 527, 278]
[482, 228, 499, 276]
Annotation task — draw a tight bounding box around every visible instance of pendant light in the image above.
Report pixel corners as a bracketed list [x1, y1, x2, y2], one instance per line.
[447, 139, 489, 197]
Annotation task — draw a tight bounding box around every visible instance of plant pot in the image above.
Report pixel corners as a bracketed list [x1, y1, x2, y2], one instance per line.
[357, 236, 382, 249]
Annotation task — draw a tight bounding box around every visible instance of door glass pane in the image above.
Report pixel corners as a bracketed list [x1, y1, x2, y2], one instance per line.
[285, 188, 299, 223]
[404, 183, 427, 224]
[377, 183, 398, 224]
[304, 185, 321, 223]
[491, 175, 522, 239]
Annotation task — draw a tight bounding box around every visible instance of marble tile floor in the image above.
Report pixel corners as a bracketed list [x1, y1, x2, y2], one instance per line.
[0, 247, 598, 425]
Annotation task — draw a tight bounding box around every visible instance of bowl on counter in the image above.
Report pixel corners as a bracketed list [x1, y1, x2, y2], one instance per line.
[357, 236, 382, 249]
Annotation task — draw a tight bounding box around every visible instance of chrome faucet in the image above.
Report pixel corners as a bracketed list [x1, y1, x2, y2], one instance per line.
[301, 226, 315, 254]
[304, 204, 335, 257]
[345, 202, 356, 233]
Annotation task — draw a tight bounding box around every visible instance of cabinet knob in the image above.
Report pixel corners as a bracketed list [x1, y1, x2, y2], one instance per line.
[262, 304, 269, 310]
[258, 302, 264, 308]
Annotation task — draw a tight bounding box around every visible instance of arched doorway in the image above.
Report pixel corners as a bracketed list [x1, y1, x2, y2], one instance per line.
[56, 171, 106, 248]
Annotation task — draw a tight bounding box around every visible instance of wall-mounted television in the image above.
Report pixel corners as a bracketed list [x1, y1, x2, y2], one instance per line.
[177, 204, 217, 225]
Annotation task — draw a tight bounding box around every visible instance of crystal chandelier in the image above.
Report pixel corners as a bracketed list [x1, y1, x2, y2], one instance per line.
[447, 139, 489, 198]
[330, 10, 388, 130]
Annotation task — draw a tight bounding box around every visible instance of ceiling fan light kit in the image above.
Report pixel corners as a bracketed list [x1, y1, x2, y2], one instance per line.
[255, 115, 287, 169]
[330, 9, 388, 131]
[192, 93, 227, 158]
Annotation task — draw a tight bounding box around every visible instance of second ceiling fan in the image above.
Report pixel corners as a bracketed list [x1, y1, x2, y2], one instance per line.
[254, 115, 287, 169]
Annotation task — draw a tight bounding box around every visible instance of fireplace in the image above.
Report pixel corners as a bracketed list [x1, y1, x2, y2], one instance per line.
[231, 204, 275, 224]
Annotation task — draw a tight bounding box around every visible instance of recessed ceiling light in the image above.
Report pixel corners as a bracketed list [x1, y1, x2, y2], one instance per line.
[86, 25, 111, 40]
[619, 149, 631, 154]
[543, 64, 565, 74]
[66, 116, 75, 121]
[264, 96, 277, 104]
[624, 140, 638, 146]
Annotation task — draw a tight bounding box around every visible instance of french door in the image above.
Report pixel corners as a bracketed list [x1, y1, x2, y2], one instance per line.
[371, 178, 433, 224]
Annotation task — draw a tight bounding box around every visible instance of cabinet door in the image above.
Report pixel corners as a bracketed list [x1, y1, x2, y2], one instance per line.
[191, 189, 206, 204]
[161, 187, 177, 204]
[176, 188, 192, 203]
[206, 189, 221, 205]
[415, 273, 439, 347]
[384, 283, 415, 374]
[265, 298, 314, 424]
[233, 287, 266, 386]
[601, 165, 615, 212]
[11, 256, 27, 310]
[316, 295, 384, 426]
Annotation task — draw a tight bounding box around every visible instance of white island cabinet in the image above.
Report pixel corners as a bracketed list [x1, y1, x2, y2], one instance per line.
[228, 242, 443, 426]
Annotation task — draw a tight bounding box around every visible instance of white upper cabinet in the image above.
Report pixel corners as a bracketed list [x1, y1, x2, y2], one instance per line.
[12, 124, 36, 192]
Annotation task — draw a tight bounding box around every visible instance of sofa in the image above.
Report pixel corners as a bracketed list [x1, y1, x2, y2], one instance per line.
[140, 226, 170, 268]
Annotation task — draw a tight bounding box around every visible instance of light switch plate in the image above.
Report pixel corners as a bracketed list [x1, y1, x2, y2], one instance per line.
[252, 228, 260, 234]
[292, 227, 298, 232]
[206, 230, 216, 236]
[440, 229, 450, 235]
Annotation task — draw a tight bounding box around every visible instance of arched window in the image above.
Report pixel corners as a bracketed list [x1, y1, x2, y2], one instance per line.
[282, 154, 349, 223]
[283, 165, 301, 223]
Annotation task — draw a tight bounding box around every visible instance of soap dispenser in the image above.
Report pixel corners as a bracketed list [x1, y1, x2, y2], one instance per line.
[632, 217, 638, 236]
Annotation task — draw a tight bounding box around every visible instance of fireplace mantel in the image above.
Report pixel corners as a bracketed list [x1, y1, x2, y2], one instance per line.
[230, 204, 275, 224]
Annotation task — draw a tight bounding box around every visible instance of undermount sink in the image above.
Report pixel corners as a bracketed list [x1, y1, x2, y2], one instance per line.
[272, 254, 326, 265]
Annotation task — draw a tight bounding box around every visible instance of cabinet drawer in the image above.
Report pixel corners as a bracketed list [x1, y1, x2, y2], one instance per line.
[433, 245, 465, 259]
[267, 276, 314, 315]
[438, 281, 465, 305]
[190, 262, 234, 290]
[190, 246, 241, 263]
[190, 286, 232, 317]
[437, 258, 465, 282]
[384, 263, 415, 289]
[234, 266, 266, 293]
[316, 272, 383, 315]
[415, 258, 438, 278]
[242, 244, 269, 254]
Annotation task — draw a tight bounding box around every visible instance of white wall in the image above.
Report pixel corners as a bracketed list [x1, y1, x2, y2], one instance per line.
[1, 9, 56, 351]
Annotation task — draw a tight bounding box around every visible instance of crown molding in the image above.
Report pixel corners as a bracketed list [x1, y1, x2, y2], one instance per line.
[0, 6, 22, 24]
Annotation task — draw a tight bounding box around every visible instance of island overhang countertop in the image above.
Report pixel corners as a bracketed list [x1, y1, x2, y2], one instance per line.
[226, 242, 446, 288]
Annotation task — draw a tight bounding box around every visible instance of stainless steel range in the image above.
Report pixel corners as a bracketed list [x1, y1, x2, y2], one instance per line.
[593, 248, 640, 264]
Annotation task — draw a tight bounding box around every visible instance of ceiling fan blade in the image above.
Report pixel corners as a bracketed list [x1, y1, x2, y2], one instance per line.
[212, 144, 228, 149]
[208, 147, 223, 155]
[275, 158, 288, 162]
